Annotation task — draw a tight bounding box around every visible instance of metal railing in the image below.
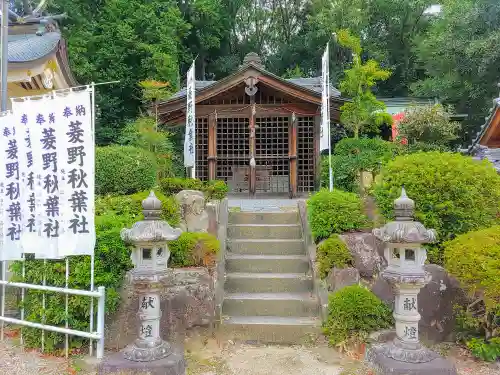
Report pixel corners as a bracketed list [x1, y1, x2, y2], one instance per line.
[0, 279, 106, 359]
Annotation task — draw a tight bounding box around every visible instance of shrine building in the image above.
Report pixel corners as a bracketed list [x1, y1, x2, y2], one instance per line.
[157, 53, 345, 197]
[2, 9, 77, 109]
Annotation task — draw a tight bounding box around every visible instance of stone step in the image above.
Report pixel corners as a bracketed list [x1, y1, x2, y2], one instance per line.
[227, 239, 305, 255]
[220, 315, 321, 344]
[226, 254, 309, 273]
[229, 211, 299, 225]
[227, 224, 302, 240]
[225, 272, 312, 293]
[223, 292, 319, 317]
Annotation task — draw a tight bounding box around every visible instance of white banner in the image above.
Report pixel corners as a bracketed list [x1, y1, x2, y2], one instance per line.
[320, 43, 330, 151]
[0, 111, 24, 260]
[184, 61, 196, 168]
[7, 90, 95, 259]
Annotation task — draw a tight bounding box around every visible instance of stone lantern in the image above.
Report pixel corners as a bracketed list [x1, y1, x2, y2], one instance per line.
[99, 191, 185, 375]
[367, 187, 456, 375]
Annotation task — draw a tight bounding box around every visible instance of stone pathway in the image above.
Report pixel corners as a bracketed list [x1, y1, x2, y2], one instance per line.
[228, 197, 299, 212]
[0, 333, 499, 375]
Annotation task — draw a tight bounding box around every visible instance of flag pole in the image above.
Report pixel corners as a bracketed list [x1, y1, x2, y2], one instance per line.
[326, 43, 333, 192]
[1, 0, 9, 112]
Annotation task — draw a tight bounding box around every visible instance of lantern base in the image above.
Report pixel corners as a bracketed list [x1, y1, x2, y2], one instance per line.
[366, 343, 457, 375]
[123, 338, 172, 362]
[98, 343, 185, 375]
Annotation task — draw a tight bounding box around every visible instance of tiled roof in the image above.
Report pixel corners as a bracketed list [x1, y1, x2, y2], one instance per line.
[8, 32, 61, 63]
[471, 146, 500, 172]
[465, 97, 500, 153]
[170, 77, 341, 100]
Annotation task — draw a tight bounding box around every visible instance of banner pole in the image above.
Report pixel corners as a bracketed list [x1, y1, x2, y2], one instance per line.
[326, 43, 333, 192]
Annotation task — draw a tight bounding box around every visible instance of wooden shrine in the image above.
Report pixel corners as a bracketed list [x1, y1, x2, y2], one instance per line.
[156, 53, 345, 197]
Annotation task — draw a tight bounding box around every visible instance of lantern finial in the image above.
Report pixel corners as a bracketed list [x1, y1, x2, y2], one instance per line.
[142, 191, 162, 220]
[394, 185, 415, 220]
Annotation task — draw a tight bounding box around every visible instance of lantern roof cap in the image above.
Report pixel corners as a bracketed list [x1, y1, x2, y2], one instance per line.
[373, 187, 437, 244]
[121, 191, 182, 243]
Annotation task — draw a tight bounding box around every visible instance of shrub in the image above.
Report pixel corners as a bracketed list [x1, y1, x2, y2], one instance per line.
[374, 152, 500, 263]
[443, 225, 500, 347]
[466, 337, 500, 362]
[169, 232, 220, 268]
[96, 145, 157, 195]
[307, 189, 368, 242]
[204, 180, 229, 200]
[159, 178, 229, 200]
[317, 236, 354, 279]
[95, 190, 180, 226]
[10, 214, 133, 351]
[324, 285, 393, 346]
[321, 138, 399, 192]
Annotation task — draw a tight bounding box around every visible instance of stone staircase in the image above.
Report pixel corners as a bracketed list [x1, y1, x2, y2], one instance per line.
[221, 210, 321, 344]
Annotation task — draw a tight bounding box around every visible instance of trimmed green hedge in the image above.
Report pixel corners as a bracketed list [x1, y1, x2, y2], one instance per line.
[96, 145, 157, 195]
[324, 285, 393, 346]
[321, 138, 399, 192]
[317, 236, 353, 279]
[307, 189, 369, 242]
[374, 151, 500, 263]
[443, 225, 500, 360]
[169, 232, 220, 267]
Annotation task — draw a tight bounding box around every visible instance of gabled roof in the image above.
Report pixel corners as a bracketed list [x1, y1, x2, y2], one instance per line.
[156, 54, 345, 118]
[169, 77, 341, 101]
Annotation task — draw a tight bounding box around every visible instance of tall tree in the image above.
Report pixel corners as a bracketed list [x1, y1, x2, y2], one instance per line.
[50, 0, 188, 144]
[412, 0, 500, 143]
[337, 30, 392, 138]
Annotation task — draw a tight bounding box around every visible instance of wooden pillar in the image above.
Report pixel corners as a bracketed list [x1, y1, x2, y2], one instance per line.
[208, 112, 217, 180]
[249, 101, 256, 196]
[289, 113, 298, 198]
[313, 113, 321, 190]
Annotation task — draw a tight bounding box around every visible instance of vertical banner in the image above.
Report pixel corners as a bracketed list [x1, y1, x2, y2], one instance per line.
[0, 111, 24, 261]
[9, 89, 95, 259]
[320, 43, 330, 151]
[184, 61, 196, 172]
[57, 90, 95, 256]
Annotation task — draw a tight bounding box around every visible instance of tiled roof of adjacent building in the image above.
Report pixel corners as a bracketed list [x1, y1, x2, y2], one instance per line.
[465, 97, 500, 154]
[8, 31, 61, 63]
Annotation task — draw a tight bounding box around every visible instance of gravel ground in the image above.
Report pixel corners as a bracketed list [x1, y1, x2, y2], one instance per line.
[0, 334, 498, 375]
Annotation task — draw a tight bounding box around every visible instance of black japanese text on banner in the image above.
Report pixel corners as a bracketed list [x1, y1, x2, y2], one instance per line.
[184, 62, 196, 168]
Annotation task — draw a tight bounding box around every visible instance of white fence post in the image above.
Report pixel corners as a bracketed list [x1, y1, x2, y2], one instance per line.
[97, 286, 106, 360]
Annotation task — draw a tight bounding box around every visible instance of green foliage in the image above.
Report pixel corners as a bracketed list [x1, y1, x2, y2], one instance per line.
[324, 285, 393, 346]
[169, 232, 220, 267]
[321, 138, 399, 192]
[337, 30, 392, 138]
[95, 190, 180, 226]
[118, 117, 183, 179]
[204, 180, 230, 200]
[95, 146, 157, 195]
[159, 178, 229, 200]
[466, 337, 500, 362]
[443, 226, 500, 342]
[317, 235, 354, 279]
[49, 0, 188, 144]
[374, 152, 500, 263]
[412, 0, 500, 143]
[10, 216, 133, 351]
[397, 104, 461, 147]
[307, 189, 368, 242]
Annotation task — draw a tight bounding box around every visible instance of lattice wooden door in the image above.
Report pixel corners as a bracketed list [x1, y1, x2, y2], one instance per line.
[255, 116, 290, 194]
[215, 117, 250, 193]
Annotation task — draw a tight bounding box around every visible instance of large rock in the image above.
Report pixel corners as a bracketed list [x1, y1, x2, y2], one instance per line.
[106, 267, 215, 350]
[340, 232, 385, 278]
[368, 264, 467, 343]
[326, 267, 360, 291]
